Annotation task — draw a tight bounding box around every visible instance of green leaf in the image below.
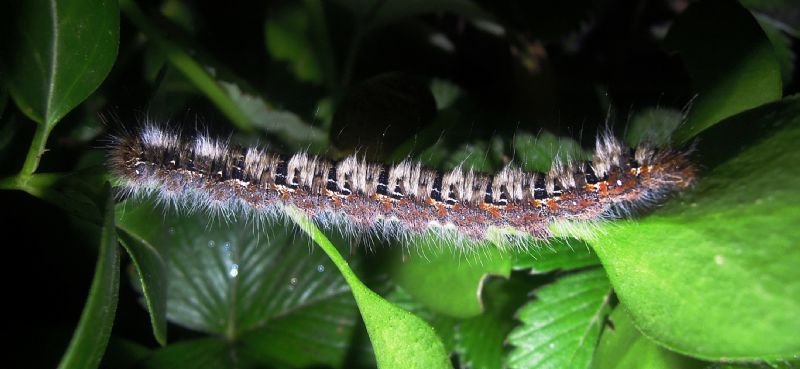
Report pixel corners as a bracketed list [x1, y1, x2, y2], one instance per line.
[666, 0, 782, 143]
[3, 0, 119, 127]
[513, 239, 600, 273]
[264, 1, 325, 85]
[754, 14, 796, 88]
[116, 200, 359, 369]
[57, 185, 120, 369]
[592, 307, 705, 369]
[392, 244, 512, 319]
[135, 338, 235, 369]
[287, 207, 453, 369]
[116, 228, 168, 346]
[455, 277, 532, 369]
[513, 132, 590, 172]
[507, 268, 612, 369]
[119, 0, 325, 148]
[589, 96, 800, 360]
[624, 108, 684, 148]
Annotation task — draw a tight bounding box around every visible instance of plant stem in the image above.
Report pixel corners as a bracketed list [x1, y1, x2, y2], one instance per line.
[18, 123, 53, 185]
[284, 206, 359, 286]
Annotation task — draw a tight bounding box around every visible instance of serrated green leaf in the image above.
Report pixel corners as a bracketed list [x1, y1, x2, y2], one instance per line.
[116, 200, 359, 369]
[589, 96, 800, 360]
[666, 0, 782, 143]
[287, 207, 453, 369]
[116, 229, 168, 346]
[4, 0, 119, 127]
[392, 244, 512, 319]
[507, 268, 612, 369]
[513, 239, 600, 273]
[592, 307, 705, 369]
[57, 185, 120, 369]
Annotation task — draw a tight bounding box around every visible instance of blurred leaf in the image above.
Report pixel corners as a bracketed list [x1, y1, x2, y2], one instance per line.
[624, 108, 684, 147]
[592, 307, 705, 369]
[3, 0, 119, 127]
[513, 239, 600, 273]
[455, 277, 531, 369]
[265, 1, 324, 84]
[474, 0, 593, 41]
[754, 14, 796, 88]
[666, 0, 782, 143]
[57, 185, 120, 369]
[117, 200, 359, 369]
[116, 229, 168, 346]
[430, 79, 463, 111]
[507, 268, 612, 369]
[119, 0, 325, 148]
[392, 244, 512, 319]
[589, 96, 800, 360]
[513, 131, 589, 172]
[287, 207, 453, 369]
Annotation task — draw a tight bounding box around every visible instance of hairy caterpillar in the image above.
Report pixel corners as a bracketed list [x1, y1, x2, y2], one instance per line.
[108, 124, 696, 245]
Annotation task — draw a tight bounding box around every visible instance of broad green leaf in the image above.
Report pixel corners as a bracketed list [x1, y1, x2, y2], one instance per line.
[393, 244, 512, 319]
[666, 0, 782, 143]
[589, 96, 800, 360]
[57, 185, 120, 369]
[507, 268, 612, 369]
[116, 200, 359, 369]
[513, 239, 600, 273]
[455, 277, 532, 369]
[592, 307, 705, 369]
[287, 207, 453, 369]
[119, 0, 325, 148]
[387, 286, 459, 352]
[4, 0, 119, 127]
[116, 229, 168, 346]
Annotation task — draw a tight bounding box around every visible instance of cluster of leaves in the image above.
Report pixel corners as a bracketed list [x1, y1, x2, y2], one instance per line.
[1, 0, 799, 369]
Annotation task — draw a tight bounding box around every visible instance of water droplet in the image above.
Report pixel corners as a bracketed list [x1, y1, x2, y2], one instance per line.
[290, 277, 298, 285]
[208, 240, 216, 248]
[714, 255, 725, 266]
[549, 343, 556, 349]
[222, 242, 232, 254]
[229, 264, 239, 278]
[316, 265, 325, 273]
[168, 227, 175, 235]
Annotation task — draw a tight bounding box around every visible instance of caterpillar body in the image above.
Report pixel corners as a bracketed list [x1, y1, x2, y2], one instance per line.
[109, 124, 696, 245]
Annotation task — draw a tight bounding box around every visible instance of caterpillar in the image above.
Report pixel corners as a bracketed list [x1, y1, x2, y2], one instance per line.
[108, 124, 696, 245]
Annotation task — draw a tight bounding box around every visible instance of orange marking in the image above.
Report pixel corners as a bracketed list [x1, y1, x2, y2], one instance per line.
[598, 182, 608, 196]
[546, 198, 559, 210]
